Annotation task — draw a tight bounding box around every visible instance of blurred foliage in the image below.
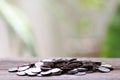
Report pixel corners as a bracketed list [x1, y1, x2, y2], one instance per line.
[0, 0, 37, 56]
[74, 0, 104, 35]
[76, 0, 104, 9]
[74, 18, 90, 35]
[100, 2, 120, 58]
[49, 0, 103, 36]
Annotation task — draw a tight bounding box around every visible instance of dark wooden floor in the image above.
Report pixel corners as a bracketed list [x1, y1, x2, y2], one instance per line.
[0, 58, 120, 80]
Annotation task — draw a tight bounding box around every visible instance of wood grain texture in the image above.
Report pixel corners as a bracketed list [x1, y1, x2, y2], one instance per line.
[0, 58, 120, 80]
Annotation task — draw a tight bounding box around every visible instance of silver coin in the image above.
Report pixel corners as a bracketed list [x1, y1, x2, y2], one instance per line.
[67, 69, 78, 74]
[54, 58, 65, 63]
[35, 62, 44, 68]
[41, 71, 52, 76]
[27, 72, 37, 76]
[18, 65, 30, 71]
[101, 64, 113, 70]
[8, 67, 18, 72]
[42, 59, 53, 62]
[30, 68, 41, 73]
[50, 68, 62, 75]
[68, 58, 77, 62]
[40, 66, 51, 71]
[51, 68, 62, 73]
[42, 59, 54, 68]
[8, 58, 113, 77]
[16, 71, 26, 76]
[98, 66, 110, 73]
[75, 72, 87, 76]
[25, 68, 37, 76]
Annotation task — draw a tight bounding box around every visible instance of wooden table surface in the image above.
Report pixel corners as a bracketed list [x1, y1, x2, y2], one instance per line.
[0, 58, 120, 80]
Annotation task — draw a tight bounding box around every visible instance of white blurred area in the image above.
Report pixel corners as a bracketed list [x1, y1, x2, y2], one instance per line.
[0, 0, 117, 58]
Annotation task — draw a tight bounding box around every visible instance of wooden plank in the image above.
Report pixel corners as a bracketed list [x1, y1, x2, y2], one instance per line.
[0, 58, 120, 80]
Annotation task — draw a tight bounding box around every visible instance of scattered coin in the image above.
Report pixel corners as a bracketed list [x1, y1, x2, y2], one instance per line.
[40, 66, 52, 71]
[51, 68, 62, 75]
[25, 68, 37, 76]
[98, 66, 110, 73]
[69, 58, 77, 62]
[16, 71, 26, 76]
[75, 72, 87, 76]
[77, 68, 87, 72]
[8, 58, 114, 77]
[101, 64, 113, 70]
[35, 62, 44, 68]
[18, 65, 30, 71]
[41, 71, 52, 76]
[27, 72, 37, 76]
[42, 59, 53, 62]
[41, 59, 55, 68]
[54, 58, 65, 63]
[30, 68, 41, 73]
[67, 69, 78, 74]
[8, 67, 18, 72]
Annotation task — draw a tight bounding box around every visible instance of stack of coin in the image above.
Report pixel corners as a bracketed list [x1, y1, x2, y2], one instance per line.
[8, 58, 114, 77]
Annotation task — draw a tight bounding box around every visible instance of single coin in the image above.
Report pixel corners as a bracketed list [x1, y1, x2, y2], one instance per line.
[42, 59, 53, 62]
[82, 61, 93, 67]
[69, 58, 77, 62]
[35, 62, 44, 68]
[75, 72, 87, 76]
[27, 72, 37, 76]
[77, 68, 87, 72]
[25, 69, 37, 76]
[54, 58, 65, 63]
[51, 68, 62, 73]
[40, 66, 52, 71]
[101, 64, 113, 70]
[98, 66, 110, 73]
[18, 65, 30, 71]
[51, 68, 62, 75]
[42, 59, 54, 68]
[16, 71, 26, 76]
[67, 69, 78, 74]
[41, 71, 52, 76]
[30, 68, 41, 73]
[22, 63, 34, 68]
[8, 67, 18, 72]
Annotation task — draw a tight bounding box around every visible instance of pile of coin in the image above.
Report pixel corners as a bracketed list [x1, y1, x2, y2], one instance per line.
[8, 58, 113, 77]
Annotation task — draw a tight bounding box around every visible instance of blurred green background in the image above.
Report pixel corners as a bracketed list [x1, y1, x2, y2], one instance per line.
[0, 0, 120, 58]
